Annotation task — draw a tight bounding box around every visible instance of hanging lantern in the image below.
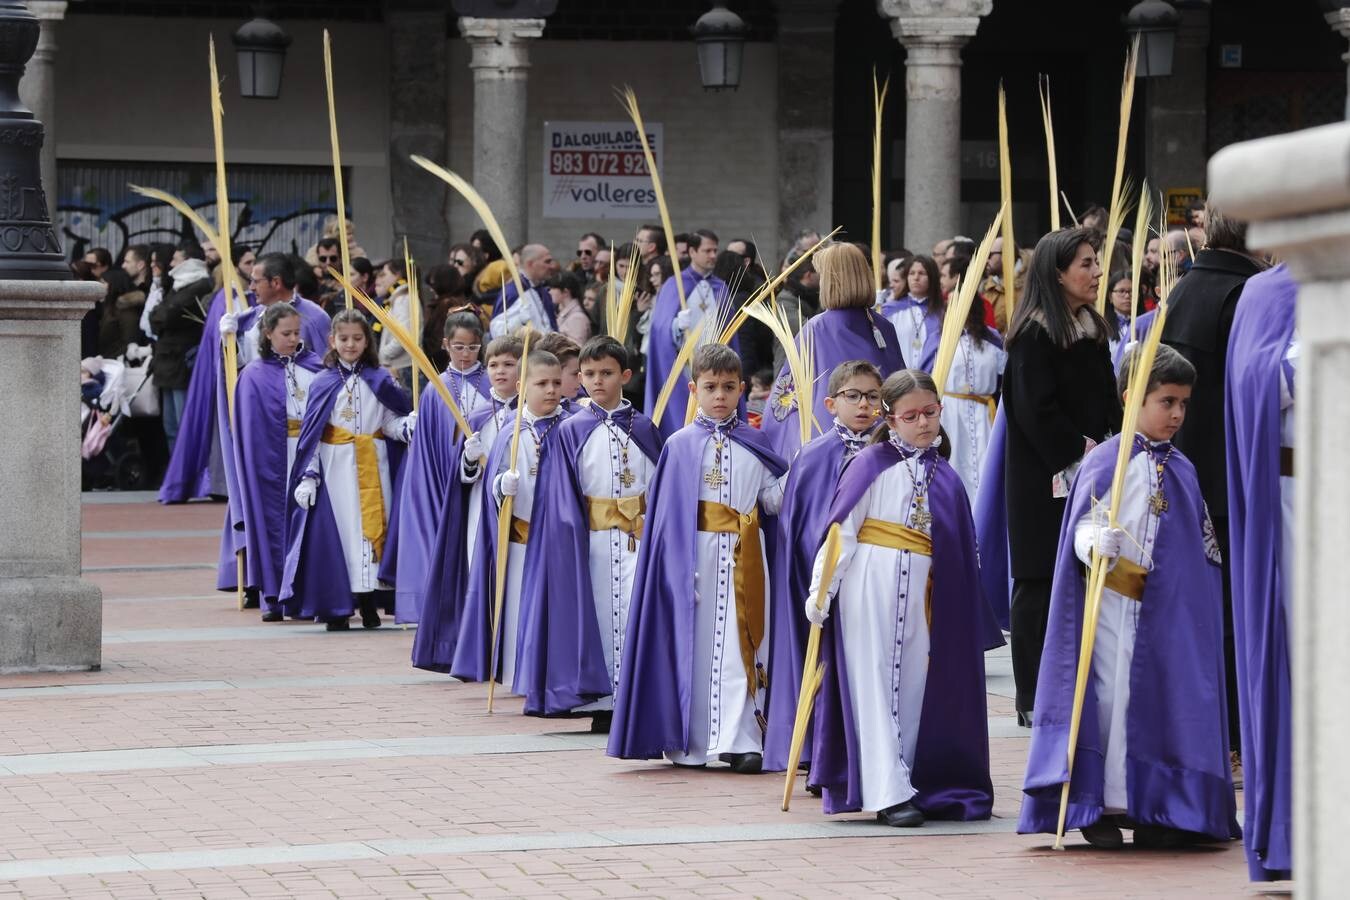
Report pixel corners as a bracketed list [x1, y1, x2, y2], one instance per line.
[692, 2, 749, 92]
[233, 16, 292, 99]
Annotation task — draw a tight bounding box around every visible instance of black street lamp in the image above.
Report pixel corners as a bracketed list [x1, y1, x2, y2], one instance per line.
[1124, 0, 1182, 78]
[232, 16, 292, 99]
[692, 2, 749, 92]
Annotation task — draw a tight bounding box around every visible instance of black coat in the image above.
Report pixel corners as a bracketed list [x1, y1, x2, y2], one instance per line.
[1002, 319, 1122, 579]
[1161, 248, 1265, 519]
[149, 276, 213, 389]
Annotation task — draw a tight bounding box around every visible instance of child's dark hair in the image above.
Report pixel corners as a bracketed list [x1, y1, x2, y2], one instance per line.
[323, 308, 380, 369]
[827, 360, 883, 396]
[443, 310, 483, 341]
[1117, 342, 1196, 401]
[579, 335, 629, 371]
[525, 349, 561, 372]
[485, 334, 524, 361]
[871, 368, 939, 446]
[258, 303, 302, 359]
[535, 331, 580, 365]
[690, 343, 741, 381]
[751, 367, 775, 390]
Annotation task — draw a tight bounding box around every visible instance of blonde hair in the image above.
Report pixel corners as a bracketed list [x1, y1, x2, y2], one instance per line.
[816, 242, 875, 310]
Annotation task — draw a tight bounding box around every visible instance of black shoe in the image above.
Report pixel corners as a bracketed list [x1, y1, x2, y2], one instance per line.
[718, 752, 763, 774]
[589, 711, 613, 734]
[670, 760, 705, 769]
[325, 618, 350, 632]
[877, 800, 924, 827]
[357, 595, 381, 629]
[1081, 819, 1125, 849]
[261, 610, 283, 623]
[1133, 824, 1196, 849]
[1017, 709, 1033, 728]
[806, 783, 822, 797]
[242, 589, 261, 610]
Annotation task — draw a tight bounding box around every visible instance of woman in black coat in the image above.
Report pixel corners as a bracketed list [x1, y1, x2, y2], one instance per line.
[1002, 227, 1122, 722]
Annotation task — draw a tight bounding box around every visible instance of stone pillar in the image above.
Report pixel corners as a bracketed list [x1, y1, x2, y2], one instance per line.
[1209, 120, 1350, 894]
[879, 0, 991, 254]
[458, 17, 544, 248]
[17, 0, 66, 221]
[388, 6, 450, 264]
[776, 0, 838, 264]
[1144, 5, 1210, 194]
[1325, 7, 1350, 120]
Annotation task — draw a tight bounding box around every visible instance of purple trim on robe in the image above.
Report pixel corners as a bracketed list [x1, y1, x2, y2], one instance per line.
[450, 407, 574, 682]
[607, 420, 787, 760]
[1018, 435, 1240, 841]
[514, 404, 665, 715]
[642, 269, 730, 439]
[1112, 309, 1158, 372]
[879, 296, 942, 372]
[231, 350, 324, 611]
[807, 442, 993, 820]
[758, 308, 906, 460]
[381, 370, 492, 623]
[279, 365, 411, 620]
[1225, 264, 1296, 880]
[973, 407, 1011, 631]
[492, 277, 558, 331]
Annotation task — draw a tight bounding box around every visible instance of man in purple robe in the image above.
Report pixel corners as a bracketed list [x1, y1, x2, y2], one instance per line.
[1225, 264, 1296, 881]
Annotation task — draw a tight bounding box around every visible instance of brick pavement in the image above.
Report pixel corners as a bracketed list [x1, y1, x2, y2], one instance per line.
[0, 498, 1281, 897]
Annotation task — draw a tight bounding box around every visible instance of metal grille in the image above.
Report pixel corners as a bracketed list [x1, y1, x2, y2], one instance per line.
[70, 1, 382, 20]
[1209, 71, 1345, 153]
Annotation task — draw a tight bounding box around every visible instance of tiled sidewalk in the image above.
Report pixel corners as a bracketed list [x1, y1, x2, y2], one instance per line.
[0, 497, 1276, 898]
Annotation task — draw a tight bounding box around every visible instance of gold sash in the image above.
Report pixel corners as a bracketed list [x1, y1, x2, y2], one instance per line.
[697, 499, 768, 694]
[287, 419, 301, 438]
[587, 494, 646, 550]
[857, 517, 935, 629]
[944, 391, 998, 424]
[509, 516, 530, 544]
[1103, 556, 1148, 602]
[320, 424, 388, 561]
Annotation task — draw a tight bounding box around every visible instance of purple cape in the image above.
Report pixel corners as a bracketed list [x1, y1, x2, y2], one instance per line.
[606, 420, 787, 760]
[411, 399, 514, 673]
[1225, 264, 1296, 880]
[1112, 308, 1158, 372]
[1018, 435, 1239, 841]
[880, 296, 942, 372]
[763, 431, 850, 772]
[807, 442, 993, 819]
[231, 350, 324, 610]
[450, 407, 574, 683]
[279, 365, 411, 619]
[381, 370, 491, 624]
[492, 277, 557, 330]
[514, 404, 665, 715]
[643, 269, 731, 439]
[972, 407, 1011, 630]
[759, 308, 906, 459]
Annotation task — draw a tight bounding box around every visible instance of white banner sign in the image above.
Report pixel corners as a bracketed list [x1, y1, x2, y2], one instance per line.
[542, 120, 662, 219]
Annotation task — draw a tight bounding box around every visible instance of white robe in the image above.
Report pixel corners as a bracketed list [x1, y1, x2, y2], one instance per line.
[1072, 445, 1161, 814]
[489, 287, 552, 339]
[282, 359, 317, 480]
[1279, 336, 1297, 623]
[939, 333, 1006, 506]
[302, 371, 411, 593]
[667, 427, 784, 765]
[446, 363, 491, 420]
[807, 452, 934, 812]
[573, 401, 657, 712]
[461, 395, 514, 572]
[884, 296, 931, 362]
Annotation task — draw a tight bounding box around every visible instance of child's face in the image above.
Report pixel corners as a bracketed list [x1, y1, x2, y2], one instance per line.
[525, 363, 563, 417]
[749, 377, 771, 399]
[487, 353, 520, 396]
[559, 356, 581, 397]
[268, 314, 302, 357]
[579, 355, 631, 410]
[689, 368, 743, 421]
[824, 375, 883, 434]
[444, 327, 481, 371]
[886, 388, 942, 449]
[583, 289, 599, 312]
[331, 322, 368, 365]
[1110, 278, 1133, 315]
[1135, 382, 1191, 443]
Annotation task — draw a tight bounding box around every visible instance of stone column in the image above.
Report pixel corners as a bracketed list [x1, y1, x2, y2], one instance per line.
[388, 6, 450, 264]
[17, 0, 66, 221]
[1209, 120, 1350, 894]
[1144, 5, 1210, 195]
[879, 0, 991, 254]
[458, 17, 544, 248]
[776, 0, 838, 264]
[1325, 7, 1350, 120]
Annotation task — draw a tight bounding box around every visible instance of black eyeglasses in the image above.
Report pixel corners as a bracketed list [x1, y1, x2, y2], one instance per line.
[576, 248, 594, 257]
[451, 257, 469, 266]
[833, 389, 882, 406]
[317, 254, 338, 263]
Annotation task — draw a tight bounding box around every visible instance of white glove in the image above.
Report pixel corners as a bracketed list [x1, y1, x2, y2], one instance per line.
[293, 477, 319, 509]
[463, 431, 484, 460]
[400, 411, 417, 441]
[804, 595, 830, 627]
[499, 469, 520, 497]
[219, 310, 242, 336]
[1094, 526, 1124, 561]
[675, 307, 694, 333]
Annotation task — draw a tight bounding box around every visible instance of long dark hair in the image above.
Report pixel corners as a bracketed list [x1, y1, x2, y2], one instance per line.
[323, 308, 380, 369]
[258, 303, 302, 359]
[1007, 227, 1112, 349]
[903, 255, 946, 318]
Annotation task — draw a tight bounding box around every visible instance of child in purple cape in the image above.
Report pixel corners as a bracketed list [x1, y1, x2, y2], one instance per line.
[1020, 344, 1239, 849]
[804, 369, 992, 827]
[280, 310, 414, 631]
[232, 304, 323, 621]
[608, 343, 787, 773]
[763, 360, 883, 773]
[514, 336, 664, 729]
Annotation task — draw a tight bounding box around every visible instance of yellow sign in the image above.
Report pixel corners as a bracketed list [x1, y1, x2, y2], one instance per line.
[1165, 188, 1203, 228]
